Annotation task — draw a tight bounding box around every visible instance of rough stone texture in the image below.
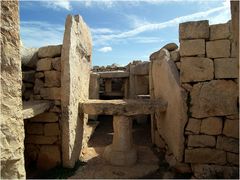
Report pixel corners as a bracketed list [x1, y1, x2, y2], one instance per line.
[206, 40, 230, 58]
[162, 43, 178, 51]
[51, 57, 61, 71]
[44, 71, 61, 87]
[34, 78, 44, 94]
[26, 123, 44, 135]
[185, 118, 201, 134]
[89, 73, 100, 120]
[35, 72, 44, 78]
[25, 135, 58, 144]
[185, 148, 226, 164]
[38, 45, 62, 58]
[192, 164, 239, 179]
[179, 20, 209, 40]
[0, 1, 26, 178]
[44, 123, 60, 136]
[37, 145, 61, 170]
[190, 80, 238, 118]
[21, 46, 39, 68]
[188, 135, 215, 147]
[29, 112, 58, 122]
[200, 117, 222, 135]
[150, 49, 188, 162]
[214, 58, 238, 79]
[223, 119, 239, 138]
[36, 58, 52, 71]
[227, 152, 239, 166]
[61, 15, 92, 168]
[180, 39, 205, 56]
[170, 49, 180, 62]
[131, 62, 149, 75]
[210, 23, 230, 40]
[22, 70, 35, 83]
[134, 75, 149, 95]
[23, 101, 51, 119]
[216, 136, 239, 153]
[40, 87, 61, 100]
[154, 131, 165, 148]
[180, 57, 213, 82]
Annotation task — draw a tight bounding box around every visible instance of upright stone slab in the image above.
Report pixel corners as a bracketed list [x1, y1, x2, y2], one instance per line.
[61, 15, 92, 168]
[0, 1, 26, 178]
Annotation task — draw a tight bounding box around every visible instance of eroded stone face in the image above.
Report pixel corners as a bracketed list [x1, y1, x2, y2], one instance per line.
[214, 58, 238, 79]
[180, 39, 205, 56]
[38, 45, 62, 58]
[210, 23, 230, 40]
[206, 40, 230, 58]
[190, 80, 238, 118]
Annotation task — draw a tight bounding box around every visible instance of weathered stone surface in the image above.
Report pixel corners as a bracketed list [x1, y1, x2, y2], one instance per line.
[150, 49, 188, 162]
[44, 71, 61, 87]
[40, 87, 61, 100]
[21, 46, 39, 68]
[162, 43, 178, 51]
[206, 40, 230, 58]
[35, 72, 44, 79]
[1, 1, 26, 178]
[61, 15, 92, 168]
[185, 148, 226, 164]
[44, 123, 60, 136]
[89, 73, 100, 120]
[190, 80, 238, 118]
[170, 49, 180, 62]
[192, 164, 239, 179]
[231, 1, 239, 62]
[231, 41, 237, 57]
[210, 23, 230, 40]
[99, 71, 129, 78]
[38, 45, 62, 58]
[131, 62, 149, 75]
[26, 123, 43, 135]
[180, 57, 213, 82]
[214, 58, 238, 79]
[25, 135, 58, 144]
[179, 20, 209, 40]
[226, 114, 239, 120]
[180, 39, 205, 56]
[36, 58, 52, 71]
[134, 75, 149, 95]
[23, 101, 51, 119]
[82, 99, 167, 116]
[34, 78, 44, 94]
[185, 118, 201, 134]
[52, 57, 61, 71]
[188, 135, 215, 147]
[223, 119, 239, 138]
[154, 131, 165, 148]
[216, 136, 239, 153]
[22, 70, 35, 83]
[29, 112, 58, 122]
[37, 145, 61, 170]
[200, 117, 222, 135]
[227, 152, 239, 165]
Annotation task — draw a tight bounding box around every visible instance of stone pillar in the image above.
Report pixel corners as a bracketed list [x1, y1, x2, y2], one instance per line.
[0, 1, 26, 178]
[61, 15, 92, 168]
[231, 1, 239, 61]
[105, 79, 112, 93]
[103, 116, 137, 166]
[123, 78, 129, 98]
[89, 73, 100, 120]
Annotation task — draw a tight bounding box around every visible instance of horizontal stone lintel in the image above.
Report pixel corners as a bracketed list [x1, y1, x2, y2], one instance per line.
[98, 71, 129, 78]
[81, 99, 167, 116]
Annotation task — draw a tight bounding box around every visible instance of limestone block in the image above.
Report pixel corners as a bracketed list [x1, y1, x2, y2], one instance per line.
[162, 43, 178, 51]
[22, 70, 35, 83]
[190, 80, 238, 118]
[52, 57, 61, 71]
[131, 62, 149, 75]
[36, 58, 52, 71]
[206, 40, 230, 58]
[192, 164, 239, 179]
[223, 119, 239, 138]
[25, 135, 58, 144]
[188, 135, 216, 147]
[180, 39, 205, 56]
[175, 62, 180, 70]
[170, 49, 180, 62]
[38, 45, 62, 58]
[214, 58, 238, 79]
[34, 78, 44, 94]
[179, 20, 209, 40]
[180, 57, 213, 82]
[35, 72, 44, 79]
[210, 23, 230, 40]
[185, 118, 201, 134]
[44, 71, 61, 87]
[26, 123, 43, 135]
[21, 46, 39, 68]
[231, 41, 237, 57]
[154, 131, 165, 148]
[134, 75, 149, 95]
[29, 112, 58, 122]
[200, 117, 222, 135]
[25, 144, 40, 163]
[185, 148, 226, 164]
[227, 152, 239, 165]
[216, 136, 239, 153]
[44, 123, 60, 136]
[40, 87, 61, 100]
[226, 114, 239, 120]
[181, 83, 192, 92]
[37, 145, 61, 170]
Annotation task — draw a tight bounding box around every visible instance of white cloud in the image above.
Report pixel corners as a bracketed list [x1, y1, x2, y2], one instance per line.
[91, 28, 114, 34]
[98, 46, 112, 53]
[45, 0, 72, 10]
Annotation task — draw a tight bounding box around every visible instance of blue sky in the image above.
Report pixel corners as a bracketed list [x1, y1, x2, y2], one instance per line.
[19, 0, 231, 66]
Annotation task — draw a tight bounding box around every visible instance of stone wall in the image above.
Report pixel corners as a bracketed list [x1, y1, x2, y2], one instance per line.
[0, 1, 26, 178]
[24, 45, 62, 170]
[179, 20, 238, 178]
